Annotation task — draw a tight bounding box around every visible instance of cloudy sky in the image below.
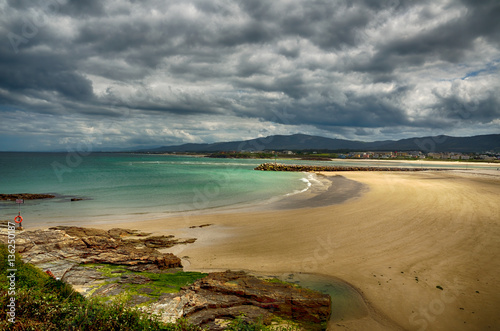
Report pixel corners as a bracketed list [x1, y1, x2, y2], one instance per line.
[0, 0, 499, 151]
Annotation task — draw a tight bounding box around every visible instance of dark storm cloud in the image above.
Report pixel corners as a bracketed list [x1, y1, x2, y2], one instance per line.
[431, 86, 500, 123]
[0, 46, 94, 106]
[0, 0, 499, 151]
[234, 72, 308, 100]
[274, 87, 412, 129]
[352, 0, 500, 74]
[58, 0, 105, 17]
[235, 0, 374, 50]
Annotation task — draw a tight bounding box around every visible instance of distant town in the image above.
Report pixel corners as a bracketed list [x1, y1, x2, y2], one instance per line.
[204, 150, 500, 162]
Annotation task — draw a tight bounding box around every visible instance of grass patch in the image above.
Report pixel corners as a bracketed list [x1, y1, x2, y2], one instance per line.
[81, 263, 207, 307]
[140, 271, 208, 293]
[83, 263, 207, 293]
[82, 263, 132, 278]
[117, 271, 206, 304]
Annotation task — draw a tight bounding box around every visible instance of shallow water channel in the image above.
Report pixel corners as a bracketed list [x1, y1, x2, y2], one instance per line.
[271, 272, 369, 323]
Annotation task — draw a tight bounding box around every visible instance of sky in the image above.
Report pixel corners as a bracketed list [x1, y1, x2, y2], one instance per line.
[0, 0, 499, 151]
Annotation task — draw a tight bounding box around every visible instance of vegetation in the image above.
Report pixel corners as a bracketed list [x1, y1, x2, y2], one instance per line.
[207, 151, 340, 160]
[0, 244, 206, 330]
[207, 152, 277, 159]
[224, 315, 302, 331]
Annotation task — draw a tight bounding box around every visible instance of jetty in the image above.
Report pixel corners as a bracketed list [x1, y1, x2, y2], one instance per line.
[254, 163, 446, 172]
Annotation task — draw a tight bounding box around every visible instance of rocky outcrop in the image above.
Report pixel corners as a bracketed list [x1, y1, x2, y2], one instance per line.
[255, 162, 445, 172]
[147, 270, 331, 330]
[0, 226, 193, 279]
[0, 193, 55, 200]
[189, 223, 213, 229]
[0, 226, 332, 329]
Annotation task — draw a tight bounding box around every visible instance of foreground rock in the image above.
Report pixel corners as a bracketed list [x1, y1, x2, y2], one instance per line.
[0, 226, 332, 329]
[0, 226, 194, 279]
[146, 270, 331, 330]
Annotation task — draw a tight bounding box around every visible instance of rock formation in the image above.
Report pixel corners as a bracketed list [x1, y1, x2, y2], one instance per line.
[0, 226, 332, 330]
[146, 270, 331, 330]
[0, 193, 55, 200]
[0, 226, 192, 279]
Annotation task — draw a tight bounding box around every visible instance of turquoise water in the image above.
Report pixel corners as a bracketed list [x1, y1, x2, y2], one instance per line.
[1, 153, 495, 227]
[0, 153, 307, 226]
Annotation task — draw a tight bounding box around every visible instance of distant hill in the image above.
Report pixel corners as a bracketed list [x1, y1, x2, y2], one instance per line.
[143, 133, 500, 153]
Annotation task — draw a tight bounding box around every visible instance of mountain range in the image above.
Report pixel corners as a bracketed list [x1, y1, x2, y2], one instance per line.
[144, 133, 500, 153]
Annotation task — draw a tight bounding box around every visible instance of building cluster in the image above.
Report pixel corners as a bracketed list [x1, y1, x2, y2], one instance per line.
[427, 152, 470, 160]
[235, 150, 499, 161]
[341, 151, 424, 159]
[337, 151, 499, 160]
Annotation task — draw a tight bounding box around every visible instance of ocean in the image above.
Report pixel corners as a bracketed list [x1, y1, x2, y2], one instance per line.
[0, 153, 309, 227]
[1, 152, 494, 228]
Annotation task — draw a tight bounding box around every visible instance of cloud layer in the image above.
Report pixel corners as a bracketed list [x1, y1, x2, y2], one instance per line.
[1, 0, 499, 151]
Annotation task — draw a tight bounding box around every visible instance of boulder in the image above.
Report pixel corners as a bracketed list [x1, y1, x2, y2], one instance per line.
[142, 235, 177, 248]
[155, 254, 182, 269]
[62, 265, 107, 285]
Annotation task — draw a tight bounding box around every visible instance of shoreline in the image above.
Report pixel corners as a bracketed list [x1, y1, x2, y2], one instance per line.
[90, 169, 500, 330]
[20, 171, 362, 229]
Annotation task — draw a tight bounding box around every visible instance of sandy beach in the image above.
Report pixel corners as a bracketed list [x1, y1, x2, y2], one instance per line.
[95, 169, 500, 330]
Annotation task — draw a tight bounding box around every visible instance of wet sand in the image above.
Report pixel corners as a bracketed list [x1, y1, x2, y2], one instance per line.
[262, 173, 367, 210]
[86, 170, 500, 330]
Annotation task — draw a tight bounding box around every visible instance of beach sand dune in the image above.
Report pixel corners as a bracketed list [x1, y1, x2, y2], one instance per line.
[100, 170, 500, 330]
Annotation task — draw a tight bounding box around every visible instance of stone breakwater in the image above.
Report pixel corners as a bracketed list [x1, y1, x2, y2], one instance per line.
[255, 163, 445, 172]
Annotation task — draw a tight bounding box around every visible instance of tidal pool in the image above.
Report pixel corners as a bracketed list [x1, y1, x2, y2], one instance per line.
[276, 273, 369, 323]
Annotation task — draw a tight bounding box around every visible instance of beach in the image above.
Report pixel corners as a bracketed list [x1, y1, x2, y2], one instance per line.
[93, 169, 500, 330]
